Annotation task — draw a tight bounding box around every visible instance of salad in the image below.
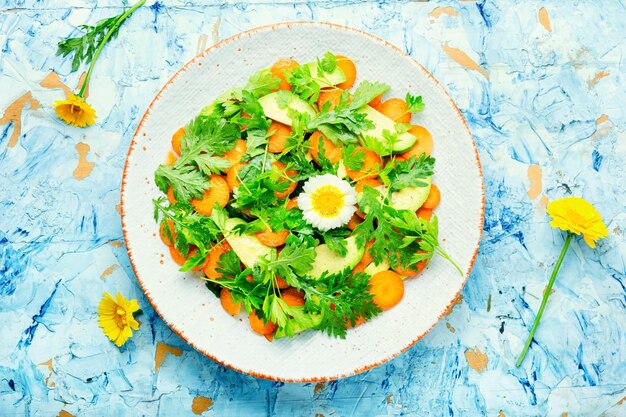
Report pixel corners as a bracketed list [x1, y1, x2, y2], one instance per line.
[153, 52, 459, 340]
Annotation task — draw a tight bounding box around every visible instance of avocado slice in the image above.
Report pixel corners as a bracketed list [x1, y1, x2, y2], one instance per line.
[259, 91, 317, 126]
[363, 259, 391, 276]
[357, 179, 432, 214]
[304, 62, 346, 87]
[309, 236, 364, 279]
[224, 218, 273, 268]
[358, 105, 417, 155]
[389, 177, 432, 212]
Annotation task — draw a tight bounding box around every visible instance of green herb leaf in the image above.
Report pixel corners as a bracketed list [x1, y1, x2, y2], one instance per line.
[406, 93, 425, 113]
[245, 68, 281, 98]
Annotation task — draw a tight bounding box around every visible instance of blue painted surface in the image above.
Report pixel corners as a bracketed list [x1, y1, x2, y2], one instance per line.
[0, 1, 625, 416]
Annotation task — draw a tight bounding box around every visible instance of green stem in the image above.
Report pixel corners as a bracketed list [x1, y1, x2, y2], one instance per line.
[516, 232, 572, 367]
[77, 0, 145, 98]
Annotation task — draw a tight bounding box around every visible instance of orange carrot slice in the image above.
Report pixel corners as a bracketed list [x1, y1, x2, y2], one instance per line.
[345, 147, 381, 181]
[309, 131, 342, 164]
[398, 125, 433, 159]
[221, 139, 247, 165]
[166, 186, 177, 204]
[267, 121, 292, 153]
[203, 241, 233, 279]
[171, 127, 185, 155]
[192, 175, 230, 216]
[316, 88, 344, 111]
[220, 288, 241, 316]
[379, 98, 410, 124]
[368, 271, 404, 310]
[336, 55, 356, 90]
[249, 310, 278, 335]
[347, 214, 363, 231]
[256, 228, 289, 247]
[272, 161, 298, 200]
[226, 162, 246, 192]
[422, 184, 440, 209]
[270, 58, 300, 91]
[159, 219, 176, 246]
[416, 207, 433, 221]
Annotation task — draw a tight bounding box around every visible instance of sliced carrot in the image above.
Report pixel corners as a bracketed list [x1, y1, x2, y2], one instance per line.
[281, 287, 305, 299]
[336, 55, 357, 90]
[256, 228, 289, 247]
[368, 271, 404, 310]
[416, 207, 433, 221]
[275, 275, 290, 289]
[166, 186, 177, 204]
[171, 127, 185, 155]
[203, 241, 233, 279]
[192, 175, 230, 216]
[355, 206, 366, 219]
[394, 251, 429, 277]
[164, 150, 178, 166]
[352, 263, 365, 274]
[272, 161, 298, 200]
[422, 184, 440, 209]
[355, 178, 384, 193]
[347, 214, 363, 231]
[226, 162, 246, 192]
[267, 121, 292, 153]
[379, 98, 411, 124]
[264, 333, 274, 342]
[159, 219, 176, 246]
[346, 315, 366, 329]
[249, 310, 278, 335]
[270, 58, 300, 91]
[345, 147, 381, 181]
[281, 290, 305, 307]
[368, 94, 383, 110]
[221, 139, 247, 165]
[186, 247, 210, 271]
[169, 245, 187, 266]
[286, 197, 299, 210]
[356, 240, 375, 268]
[220, 288, 241, 316]
[316, 88, 344, 111]
[309, 131, 342, 164]
[398, 125, 433, 159]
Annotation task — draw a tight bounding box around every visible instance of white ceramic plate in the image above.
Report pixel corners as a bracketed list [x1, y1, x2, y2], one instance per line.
[121, 22, 484, 382]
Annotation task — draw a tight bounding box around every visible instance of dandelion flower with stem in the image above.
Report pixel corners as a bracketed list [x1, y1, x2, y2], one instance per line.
[54, 0, 145, 127]
[516, 196, 608, 367]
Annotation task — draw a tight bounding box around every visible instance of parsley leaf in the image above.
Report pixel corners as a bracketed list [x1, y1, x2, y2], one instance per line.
[154, 164, 207, 202]
[406, 93, 425, 113]
[244, 68, 281, 98]
[382, 154, 435, 191]
[318, 51, 338, 74]
[342, 144, 365, 172]
[276, 90, 293, 109]
[322, 229, 350, 257]
[349, 81, 389, 109]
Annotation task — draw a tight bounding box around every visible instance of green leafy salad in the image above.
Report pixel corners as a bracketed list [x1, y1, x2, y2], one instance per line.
[153, 52, 459, 340]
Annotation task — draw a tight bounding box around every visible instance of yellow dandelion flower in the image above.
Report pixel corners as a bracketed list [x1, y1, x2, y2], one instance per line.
[54, 94, 97, 128]
[547, 197, 608, 248]
[98, 292, 140, 347]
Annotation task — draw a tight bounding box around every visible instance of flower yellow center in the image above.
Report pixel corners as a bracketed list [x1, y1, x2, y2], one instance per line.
[114, 307, 128, 329]
[310, 185, 345, 218]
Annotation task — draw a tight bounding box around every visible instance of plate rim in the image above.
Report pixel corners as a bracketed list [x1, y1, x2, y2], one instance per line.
[120, 21, 485, 382]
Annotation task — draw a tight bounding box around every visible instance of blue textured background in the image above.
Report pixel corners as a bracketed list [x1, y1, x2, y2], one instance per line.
[1, 1, 625, 416]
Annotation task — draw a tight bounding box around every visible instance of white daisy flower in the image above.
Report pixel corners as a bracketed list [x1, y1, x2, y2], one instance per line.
[298, 174, 357, 232]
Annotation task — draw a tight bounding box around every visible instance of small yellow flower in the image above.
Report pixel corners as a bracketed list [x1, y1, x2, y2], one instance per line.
[98, 292, 140, 347]
[54, 94, 97, 127]
[547, 197, 608, 248]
